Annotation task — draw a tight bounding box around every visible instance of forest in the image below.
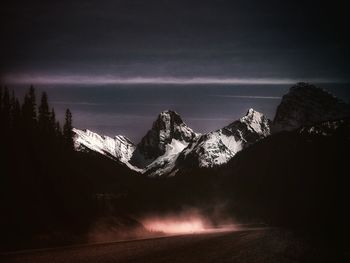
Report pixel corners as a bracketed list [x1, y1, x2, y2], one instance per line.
[0, 86, 99, 250]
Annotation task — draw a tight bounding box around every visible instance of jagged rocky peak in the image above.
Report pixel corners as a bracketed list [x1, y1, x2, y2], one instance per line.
[73, 128, 136, 163]
[223, 108, 270, 144]
[273, 82, 350, 132]
[153, 110, 196, 142]
[132, 110, 198, 165]
[238, 108, 270, 136]
[177, 108, 271, 169]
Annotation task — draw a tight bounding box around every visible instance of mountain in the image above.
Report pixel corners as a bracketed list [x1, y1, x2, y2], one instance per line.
[73, 110, 200, 175]
[130, 110, 199, 168]
[177, 108, 270, 168]
[299, 118, 350, 138]
[73, 83, 349, 177]
[173, 117, 349, 233]
[73, 109, 270, 176]
[273, 82, 350, 132]
[73, 128, 141, 172]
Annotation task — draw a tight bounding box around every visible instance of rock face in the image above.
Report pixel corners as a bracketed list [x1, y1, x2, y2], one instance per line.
[178, 109, 271, 168]
[73, 128, 141, 172]
[130, 110, 199, 168]
[273, 82, 350, 132]
[299, 119, 350, 137]
[74, 129, 135, 162]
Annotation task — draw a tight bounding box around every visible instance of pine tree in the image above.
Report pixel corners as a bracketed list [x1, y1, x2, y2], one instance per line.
[49, 108, 56, 133]
[28, 86, 37, 120]
[22, 86, 37, 130]
[2, 87, 11, 129]
[0, 86, 3, 136]
[0, 86, 3, 116]
[56, 121, 62, 138]
[10, 90, 16, 125]
[38, 92, 50, 134]
[63, 108, 74, 150]
[49, 108, 63, 141]
[10, 90, 21, 130]
[13, 99, 21, 131]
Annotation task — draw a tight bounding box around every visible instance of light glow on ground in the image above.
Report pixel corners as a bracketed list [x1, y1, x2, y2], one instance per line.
[142, 213, 238, 235]
[143, 218, 206, 234]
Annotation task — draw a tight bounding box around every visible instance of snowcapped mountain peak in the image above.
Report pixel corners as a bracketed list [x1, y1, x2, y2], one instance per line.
[178, 109, 271, 169]
[131, 110, 199, 167]
[153, 110, 197, 142]
[81, 129, 102, 139]
[242, 108, 262, 120]
[73, 128, 140, 171]
[239, 108, 270, 136]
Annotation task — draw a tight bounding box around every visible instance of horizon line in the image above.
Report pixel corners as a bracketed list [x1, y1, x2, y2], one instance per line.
[2, 74, 348, 85]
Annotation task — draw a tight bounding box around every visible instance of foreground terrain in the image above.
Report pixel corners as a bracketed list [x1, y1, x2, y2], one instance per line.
[1, 228, 336, 263]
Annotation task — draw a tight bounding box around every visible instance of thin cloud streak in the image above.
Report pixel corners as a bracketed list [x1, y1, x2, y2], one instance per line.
[211, 95, 282, 99]
[51, 101, 101, 106]
[3, 74, 345, 85]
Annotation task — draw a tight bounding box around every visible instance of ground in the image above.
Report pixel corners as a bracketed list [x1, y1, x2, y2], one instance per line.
[0, 228, 334, 263]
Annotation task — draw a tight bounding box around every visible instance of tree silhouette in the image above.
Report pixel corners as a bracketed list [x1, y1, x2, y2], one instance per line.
[10, 90, 21, 130]
[38, 92, 51, 135]
[63, 108, 74, 150]
[0, 86, 3, 117]
[0, 86, 3, 138]
[49, 108, 61, 137]
[22, 86, 37, 130]
[56, 120, 62, 138]
[2, 87, 11, 130]
[49, 108, 56, 130]
[1, 86, 103, 251]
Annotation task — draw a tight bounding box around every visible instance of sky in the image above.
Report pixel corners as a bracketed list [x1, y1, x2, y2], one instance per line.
[1, 0, 348, 82]
[0, 0, 349, 141]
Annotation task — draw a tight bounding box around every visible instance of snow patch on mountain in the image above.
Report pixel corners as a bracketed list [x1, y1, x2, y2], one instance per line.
[299, 119, 350, 137]
[178, 108, 270, 168]
[183, 132, 236, 167]
[144, 139, 189, 177]
[241, 108, 271, 136]
[73, 128, 142, 172]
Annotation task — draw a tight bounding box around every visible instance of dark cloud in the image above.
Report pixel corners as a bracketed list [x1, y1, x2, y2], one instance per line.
[1, 0, 349, 81]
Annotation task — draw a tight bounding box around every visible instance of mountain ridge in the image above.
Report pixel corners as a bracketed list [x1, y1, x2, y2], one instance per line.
[176, 108, 270, 169]
[73, 83, 350, 177]
[272, 82, 350, 132]
[73, 108, 271, 176]
[130, 110, 199, 169]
